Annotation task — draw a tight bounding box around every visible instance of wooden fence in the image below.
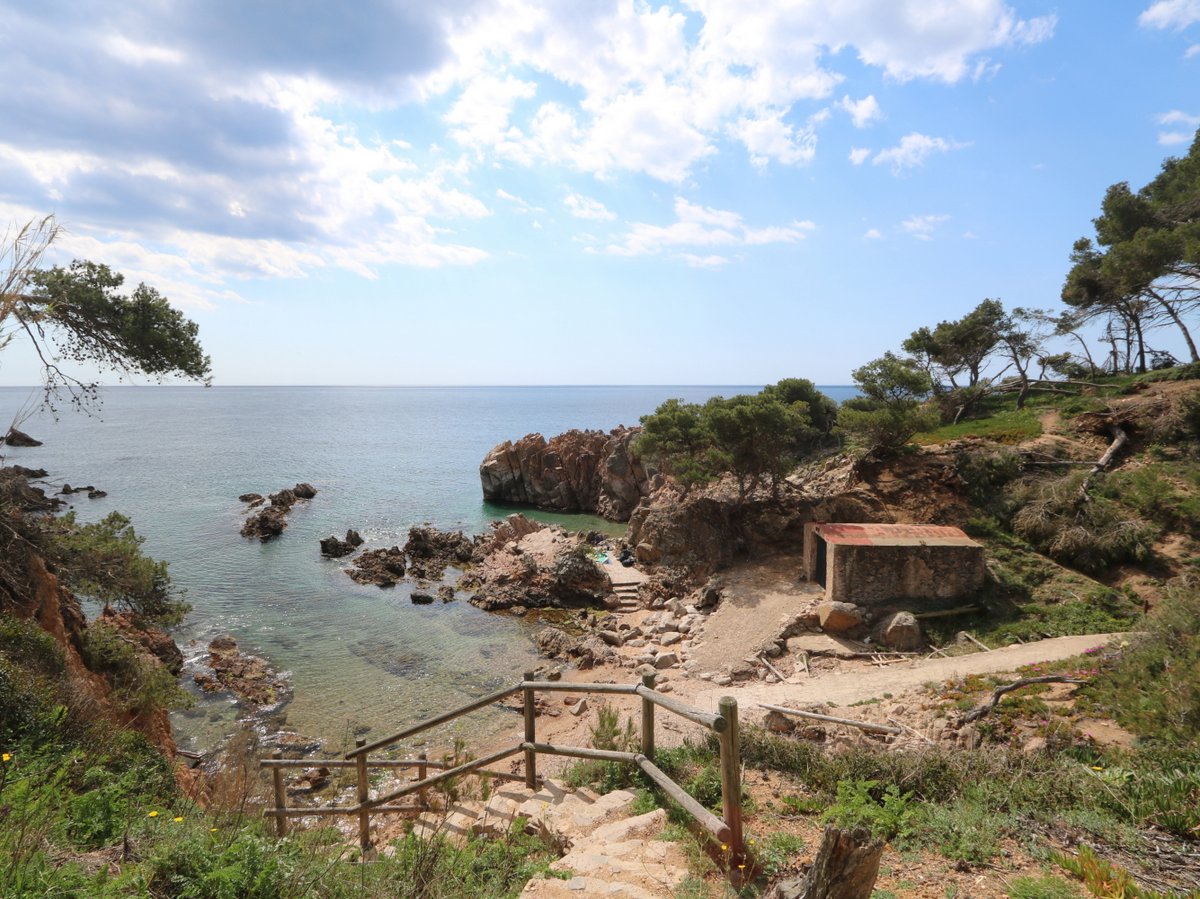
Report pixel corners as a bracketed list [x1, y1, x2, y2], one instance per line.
[261, 671, 744, 861]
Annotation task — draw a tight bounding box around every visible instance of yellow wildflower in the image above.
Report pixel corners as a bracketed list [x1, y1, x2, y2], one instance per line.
[174, 816, 184, 823]
[1, 753, 10, 762]
[1091, 765, 1104, 771]
[148, 810, 159, 818]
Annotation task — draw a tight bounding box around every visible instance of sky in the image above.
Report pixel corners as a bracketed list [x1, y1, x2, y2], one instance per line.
[0, 0, 1198, 387]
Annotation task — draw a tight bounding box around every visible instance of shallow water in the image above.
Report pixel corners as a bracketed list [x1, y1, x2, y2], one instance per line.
[1, 384, 854, 756]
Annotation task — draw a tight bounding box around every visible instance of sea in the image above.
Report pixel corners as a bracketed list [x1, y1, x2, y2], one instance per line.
[0, 385, 856, 758]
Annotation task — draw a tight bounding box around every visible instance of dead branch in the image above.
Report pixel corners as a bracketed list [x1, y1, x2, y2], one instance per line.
[759, 703, 901, 735]
[961, 675, 1087, 724]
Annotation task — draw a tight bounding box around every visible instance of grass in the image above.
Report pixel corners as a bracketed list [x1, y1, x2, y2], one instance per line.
[916, 407, 1043, 445]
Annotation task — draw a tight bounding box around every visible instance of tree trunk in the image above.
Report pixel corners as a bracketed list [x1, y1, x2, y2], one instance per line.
[1149, 290, 1199, 363]
[765, 826, 883, 899]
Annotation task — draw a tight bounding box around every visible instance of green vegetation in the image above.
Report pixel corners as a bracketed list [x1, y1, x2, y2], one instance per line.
[636, 378, 835, 499]
[916, 407, 1042, 445]
[838, 352, 939, 456]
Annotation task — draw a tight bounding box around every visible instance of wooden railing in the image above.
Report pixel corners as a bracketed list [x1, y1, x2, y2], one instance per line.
[261, 671, 744, 861]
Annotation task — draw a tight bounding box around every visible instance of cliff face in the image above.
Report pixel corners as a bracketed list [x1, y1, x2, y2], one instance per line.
[13, 553, 178, 758]
[627, 450, 974, 582]
[479, 427, 657, 521]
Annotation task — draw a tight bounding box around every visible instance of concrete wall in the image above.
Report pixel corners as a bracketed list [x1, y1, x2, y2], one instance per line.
[826, 542, 985, 606]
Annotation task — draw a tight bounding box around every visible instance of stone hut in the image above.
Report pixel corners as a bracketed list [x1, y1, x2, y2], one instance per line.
[802, 522, 985, 606]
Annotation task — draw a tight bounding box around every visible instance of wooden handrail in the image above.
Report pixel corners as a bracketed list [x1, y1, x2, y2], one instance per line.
[346, 683, 521, 758]
[635, 683, 727, 732]
[268, 674, 745, 866]
[364, 745, 524, 808]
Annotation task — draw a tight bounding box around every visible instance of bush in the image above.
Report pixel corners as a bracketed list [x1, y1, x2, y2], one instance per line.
[81, 622, 191, 716]
[1084, 576, 1200, 745]
[821, 779, 915, 841]
[1011, 473, 1157, 572]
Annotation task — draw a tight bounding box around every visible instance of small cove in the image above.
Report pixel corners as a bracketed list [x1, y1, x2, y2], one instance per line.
[1, 385, 855, 758]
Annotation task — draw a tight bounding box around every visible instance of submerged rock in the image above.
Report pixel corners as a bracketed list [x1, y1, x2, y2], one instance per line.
[193, 634, 287, 707]
[319, 535, 356, 558]
[241, 506, 288, 541]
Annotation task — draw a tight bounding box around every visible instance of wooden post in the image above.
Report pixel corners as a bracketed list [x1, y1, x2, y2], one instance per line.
[717, 696, 743, 862]
[270, 749, 288, 837]
[641, 672, 656, 761]
[354, 738, 370, 852]
[523, 671, 537, 789]
[417, 750, 428, 808]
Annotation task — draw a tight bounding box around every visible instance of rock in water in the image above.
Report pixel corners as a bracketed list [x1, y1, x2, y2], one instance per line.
[2, 428, 42, 447]
[478, 427, 654, 521]
[292, 482, 318, 499]
[346, 546, 407, 587]
[241, 506, 288, 541]
[345, 529, 364, 547]
[319, 535, 356, 557]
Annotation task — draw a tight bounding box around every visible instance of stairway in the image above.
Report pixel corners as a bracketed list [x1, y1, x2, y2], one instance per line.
[406, 780, 689, 898]
[611, 582, 642, 613]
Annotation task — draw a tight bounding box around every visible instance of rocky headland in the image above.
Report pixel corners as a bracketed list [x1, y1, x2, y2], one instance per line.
[480, 427, 658, 520]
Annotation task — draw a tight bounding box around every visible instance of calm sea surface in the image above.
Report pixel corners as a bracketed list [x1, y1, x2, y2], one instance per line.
[1, 385, 855, 756]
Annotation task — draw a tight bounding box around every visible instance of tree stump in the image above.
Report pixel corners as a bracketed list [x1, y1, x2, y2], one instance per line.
[766, 826, 884, 899]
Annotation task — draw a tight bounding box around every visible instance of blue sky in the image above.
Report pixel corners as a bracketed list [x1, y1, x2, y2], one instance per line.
[0, 0, 1198, 386]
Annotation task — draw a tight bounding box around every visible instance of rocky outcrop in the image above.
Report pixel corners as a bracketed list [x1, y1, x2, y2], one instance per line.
[463, 527, 612, 611]
[193, 634, 288, 707]
[403, 526, 479, 580]
[480, 427, 656, 521]
[2, 427, 42, 447]
[625, 449, 975, 581]
[0, 466, 64, 511]
[346, 546, 407, 587]
[238, 483, 317, 541]
[99, 608, 185, 675]
[319, 532, 359, 558]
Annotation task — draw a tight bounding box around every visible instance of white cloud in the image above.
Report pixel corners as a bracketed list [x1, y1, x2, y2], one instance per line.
[677, 253, 731, 269]
[849, 147, 871, 165]
[415, 0, 1053, 182]
[605, 197, 813, 260]
[839, 95, 882, 128]
[564, 192, 615, 221]
[1140, 0, 1200, 30]
[1157, 110, 1200, 144]
[873, 133, 969, 172]
[733, 113, 818, 167]
[863, 228, 883, 239]
[1187, 42, 1200, 56]
[445, 73, 537, 150]
[900, 214, 950, 240]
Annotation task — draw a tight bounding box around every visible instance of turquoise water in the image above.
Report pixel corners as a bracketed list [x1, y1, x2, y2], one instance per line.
[0, 385, 855, 755]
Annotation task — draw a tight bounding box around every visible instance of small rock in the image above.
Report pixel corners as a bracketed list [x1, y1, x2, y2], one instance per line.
[411, 592, 435, 604]
[292, 482, 318, 499]
[345, 529, 364, 547]
[713, 674, 733, 686]
[653, 652, 679, 669]
[659, 632, 682, 646]
[598, 630, 623, 647]
[569, 698, 588, 717]
[2, 428, 42, 447]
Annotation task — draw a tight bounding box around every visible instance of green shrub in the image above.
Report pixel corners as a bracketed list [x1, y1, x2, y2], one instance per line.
[821, 780, 915, 841]
[81, 622, 191, 716]
[1006, 874, 1082, 898]
[1084, 576, 1200, 745]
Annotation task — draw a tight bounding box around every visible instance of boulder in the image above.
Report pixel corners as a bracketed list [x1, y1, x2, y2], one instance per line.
[411, 591, 435, 605]
[404, 526, 479, 580]
[10, 465, 47, 478]
[437, 585, 456, 603]
[194, 635, 288, 707]
[2, 428, 42, 447]
[241, 506, 288, 541]
[345, 529, 364, 547]
[654, 652, 679, 669]
[269, 488, 297, 508]
[874, 611, 923, 651]
[87, 489, 107, 499]
[238, 492, 264, 505]
[292, 482, 318, 499]
[635, 542, 660, 564]
[816, 601, 864, 634]
[319, 535, 356, 558]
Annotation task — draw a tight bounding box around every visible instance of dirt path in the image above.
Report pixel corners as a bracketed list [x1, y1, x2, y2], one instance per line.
[685, 556, 822, 676]
[687, 633, 1118, 723]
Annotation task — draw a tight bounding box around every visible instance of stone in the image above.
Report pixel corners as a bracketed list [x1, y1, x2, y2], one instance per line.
[411, 591, 435, 604]
[874, 611, 923, 651]
[345, 529, 364, 547]
[713, 674, 733, 686]
[320, 535, 356, 557]
[569, 698, 588, 716]
[2, 428, 42, 447]
[635, 542, 660, 564]
[816, 601, 864, 634]
[598, 630, 623, 647]
[292, 482, 318, 499]
[345, 546, 407, 586]
[659, 631, 682, 646]
[653, 652, 678, 669]
[437, 585, 456, 603]
[87, 489, 107, 498]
